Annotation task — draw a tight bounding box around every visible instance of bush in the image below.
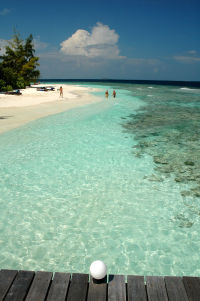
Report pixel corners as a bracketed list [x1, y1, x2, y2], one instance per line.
[1, 85, 13, 92]
[0, 79, 6, 91]
[16, 77, 26, 89]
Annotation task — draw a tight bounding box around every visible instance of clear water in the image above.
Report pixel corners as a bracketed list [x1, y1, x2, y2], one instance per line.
[0, 83, 200, 276]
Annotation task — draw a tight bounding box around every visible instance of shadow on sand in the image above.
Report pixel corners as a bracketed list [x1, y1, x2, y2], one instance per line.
[0, 116, 13, 120]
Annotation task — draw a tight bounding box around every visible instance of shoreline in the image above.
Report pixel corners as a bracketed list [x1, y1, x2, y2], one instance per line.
[0, 84, 102, 134]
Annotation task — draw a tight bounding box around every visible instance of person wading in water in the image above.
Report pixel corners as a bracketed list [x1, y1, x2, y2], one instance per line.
[112, 90, 116, 98]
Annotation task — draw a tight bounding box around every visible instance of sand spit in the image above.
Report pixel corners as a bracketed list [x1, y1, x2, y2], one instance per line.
[0, 84, 101, 134]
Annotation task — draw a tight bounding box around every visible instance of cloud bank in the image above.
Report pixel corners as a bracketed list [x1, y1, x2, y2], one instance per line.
[174, 56, 200, 63]
[60, 23, 124, 59]
[38, 23, 162, 79]
[174, 50, 200, 63]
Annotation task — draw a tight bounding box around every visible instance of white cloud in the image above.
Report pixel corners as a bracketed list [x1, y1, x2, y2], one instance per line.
[173, 50, 200, 63]
[0, 8, 11, 16]
[0, 39, 9, 55]
[174, 56, 200, 63]
[38, 22, 161, 78]
[33, 37, 48, 50]
[60, 23, 124, 59]
[0, 36, 48, 55]
[187, 50, 197, 55]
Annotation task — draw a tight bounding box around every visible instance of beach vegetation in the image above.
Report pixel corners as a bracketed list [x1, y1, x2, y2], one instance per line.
[0, 32, 40, 92]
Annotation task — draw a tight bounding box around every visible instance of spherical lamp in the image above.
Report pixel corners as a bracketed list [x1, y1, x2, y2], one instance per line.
[90, 260, 107, 280]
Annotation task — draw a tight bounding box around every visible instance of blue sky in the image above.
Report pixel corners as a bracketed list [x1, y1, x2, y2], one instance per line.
[0, 0, 200, 80]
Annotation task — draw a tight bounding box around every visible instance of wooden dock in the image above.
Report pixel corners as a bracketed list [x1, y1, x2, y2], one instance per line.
[0, 269, 200, 300]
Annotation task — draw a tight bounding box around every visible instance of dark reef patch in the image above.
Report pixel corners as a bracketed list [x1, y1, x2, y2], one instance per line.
[122, 86, 200, 200]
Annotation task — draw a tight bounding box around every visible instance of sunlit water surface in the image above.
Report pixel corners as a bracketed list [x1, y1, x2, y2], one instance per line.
[0, 83, 200, 276]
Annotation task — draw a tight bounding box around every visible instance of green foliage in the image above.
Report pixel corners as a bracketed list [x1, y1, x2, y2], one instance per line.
[0, 79, 13, 91]
[16, 76, 26, 89]
[1, 85, 13, 92]
[0, 79, 6, 89]
[0, 32, 40, 92]
[1, 67, 17, 87]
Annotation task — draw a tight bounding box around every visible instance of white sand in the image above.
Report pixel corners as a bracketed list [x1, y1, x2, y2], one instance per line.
[0, 84, 102, 134]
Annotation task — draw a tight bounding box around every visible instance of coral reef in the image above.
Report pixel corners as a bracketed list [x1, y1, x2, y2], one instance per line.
[122, 86, 200, 200]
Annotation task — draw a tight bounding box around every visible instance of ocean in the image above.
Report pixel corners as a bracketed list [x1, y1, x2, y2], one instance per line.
[0, 80, 200, 276]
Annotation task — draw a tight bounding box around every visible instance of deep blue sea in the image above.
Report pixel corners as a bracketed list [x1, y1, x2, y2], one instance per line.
[0, 80, 200, 275]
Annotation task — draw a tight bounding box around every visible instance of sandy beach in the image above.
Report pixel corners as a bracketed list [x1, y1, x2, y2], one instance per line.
[0, 84, 101, 134]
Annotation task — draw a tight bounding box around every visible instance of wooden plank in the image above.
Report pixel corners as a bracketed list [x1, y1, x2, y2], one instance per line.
[0, 270, 18, 301]
[127, 275, 147, 301]
[165, 276, 189, 301]
[146, 276, 168, 301]
[25, 271, 52, 301]
[108, 275, 126, 301]
[87, 276, 107, 301]
[183, 277, 200, 301]
[46, 272, 70, 301]
[67, 273, 88, 301]
[4, 270, 34, 301]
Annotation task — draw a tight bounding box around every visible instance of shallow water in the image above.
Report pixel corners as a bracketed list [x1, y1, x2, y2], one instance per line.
[0, 83, 200, 276]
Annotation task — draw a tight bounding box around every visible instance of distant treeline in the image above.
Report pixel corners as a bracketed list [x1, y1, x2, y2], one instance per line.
[0, 32, 40, 92]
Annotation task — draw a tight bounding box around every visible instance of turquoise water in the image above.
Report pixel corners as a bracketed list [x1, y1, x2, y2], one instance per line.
[0, 83, 200, 276]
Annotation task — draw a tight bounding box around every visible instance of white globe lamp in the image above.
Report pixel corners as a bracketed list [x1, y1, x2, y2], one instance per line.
[90, 260, 107, 280]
